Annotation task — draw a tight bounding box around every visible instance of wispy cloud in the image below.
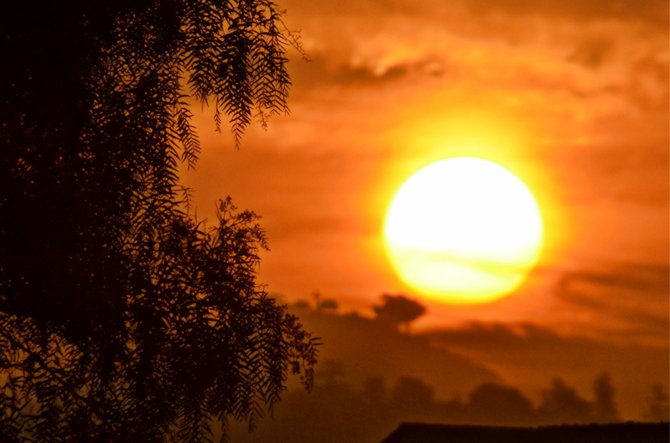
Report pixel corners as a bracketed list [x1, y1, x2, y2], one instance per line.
[555, 264, 669, 343]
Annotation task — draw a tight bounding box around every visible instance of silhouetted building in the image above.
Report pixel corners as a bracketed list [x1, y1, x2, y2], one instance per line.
[380, 422, 669, 443]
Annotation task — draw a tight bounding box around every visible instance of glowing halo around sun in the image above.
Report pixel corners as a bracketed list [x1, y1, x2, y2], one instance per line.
[383, 157, 544, 304]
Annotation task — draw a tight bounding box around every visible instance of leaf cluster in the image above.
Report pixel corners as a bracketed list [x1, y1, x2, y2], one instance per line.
[0, 1, 316, 441]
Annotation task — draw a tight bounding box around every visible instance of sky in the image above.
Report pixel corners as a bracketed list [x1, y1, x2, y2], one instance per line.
[181, 0, 669, 421]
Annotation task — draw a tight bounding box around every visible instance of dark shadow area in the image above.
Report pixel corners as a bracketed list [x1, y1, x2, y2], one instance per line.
[1, 2, 317, 441]
[228, 299, 668, 443]
[381, 422, 670, 443]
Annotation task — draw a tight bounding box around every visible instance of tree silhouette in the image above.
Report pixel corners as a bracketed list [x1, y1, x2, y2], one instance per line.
[467, 382, 534, 425]
[644, 383, 669, 422]
[363, 376, 388, 406]
[1, 1, 317, 441]
[391, 376, 435, 407]
[593, 372, 619, 423]
[373, 294, 427, 332]
[537, 378, 592, 424]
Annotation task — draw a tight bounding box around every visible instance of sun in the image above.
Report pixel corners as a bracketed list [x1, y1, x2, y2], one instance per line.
[383, 157, 543, 304]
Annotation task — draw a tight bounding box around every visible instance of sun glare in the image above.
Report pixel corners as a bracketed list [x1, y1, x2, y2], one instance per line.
[383, 157, 544, 304]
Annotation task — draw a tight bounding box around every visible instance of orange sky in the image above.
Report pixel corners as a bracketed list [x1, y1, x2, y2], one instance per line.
[181, 0, 669, 350]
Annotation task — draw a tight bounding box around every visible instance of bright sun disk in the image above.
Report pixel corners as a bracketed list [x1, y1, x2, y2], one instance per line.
[383, 157, 543, 304]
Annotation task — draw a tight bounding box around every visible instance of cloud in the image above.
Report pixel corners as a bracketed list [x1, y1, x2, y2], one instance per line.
[568, 35, 614, 69]
[558, 264, 669, 300]
[291, 54, 411, 89]
[427, 320, 666, 354]
[462, 0, 668, 28]
[555, 264, 669, 343]
[288, 0, 669, 29]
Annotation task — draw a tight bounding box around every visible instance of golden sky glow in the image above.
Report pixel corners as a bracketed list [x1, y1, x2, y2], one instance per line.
[384, 157, 543, 304]
[182, 0, 668, 339]
[181, 2, 669, 414]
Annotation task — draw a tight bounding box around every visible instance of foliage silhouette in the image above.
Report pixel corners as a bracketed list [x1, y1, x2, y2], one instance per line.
[230, 362, 635, 443]
[644, 383, 669, 422]
[537, 378, 593, 424]
[373, 294, 427, 332]
[391, 376, 435, 407]
[0, 1, 317, 441]
[363, 376, 387, 405]
[468, 383, 534, 425]
[593, 372, 619, 423]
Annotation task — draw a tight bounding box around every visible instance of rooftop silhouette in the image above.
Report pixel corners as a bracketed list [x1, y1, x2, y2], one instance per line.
[381, 422, 670, 443]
